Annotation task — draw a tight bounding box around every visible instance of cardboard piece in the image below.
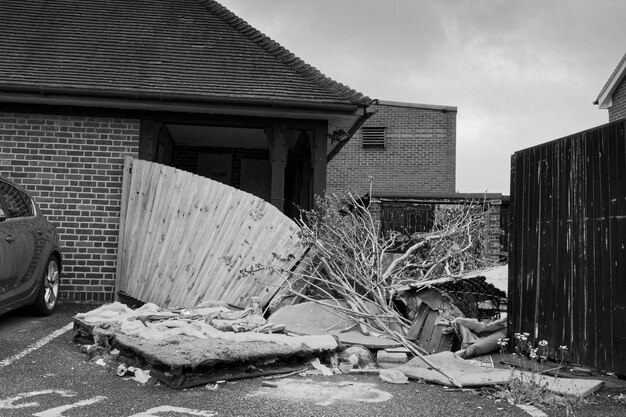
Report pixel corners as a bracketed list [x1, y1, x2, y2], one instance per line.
[268, 300, 400, 348]
[395, 351, 511, 387]
[393, 351, 604, 397]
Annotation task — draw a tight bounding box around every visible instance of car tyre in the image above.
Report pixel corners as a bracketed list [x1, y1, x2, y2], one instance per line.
[31, 255, 61, 316]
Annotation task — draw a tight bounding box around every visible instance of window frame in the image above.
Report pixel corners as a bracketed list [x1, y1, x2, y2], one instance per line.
[0, 179, 35, 219]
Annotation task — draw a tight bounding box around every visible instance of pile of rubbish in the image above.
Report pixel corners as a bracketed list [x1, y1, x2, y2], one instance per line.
[72, 267, 604, 397]
[80, 179, 603, 398]
[73, 266, 513, 388]
[74, 190, 518, 389]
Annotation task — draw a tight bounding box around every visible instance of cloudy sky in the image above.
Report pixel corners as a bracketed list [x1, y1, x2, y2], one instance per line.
[220, 0, 625, 194]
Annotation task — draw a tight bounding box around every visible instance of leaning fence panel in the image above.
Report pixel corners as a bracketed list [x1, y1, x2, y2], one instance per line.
[116, 158, 305, 309]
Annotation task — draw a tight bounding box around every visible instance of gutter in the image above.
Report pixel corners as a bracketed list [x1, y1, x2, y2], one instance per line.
[0, 84, 360, 115]
[327, 99, 379, 162]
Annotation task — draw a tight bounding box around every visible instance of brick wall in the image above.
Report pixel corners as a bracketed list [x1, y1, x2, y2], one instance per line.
[327, 101, 456, 198]
[609, 77, 626, 122]
[0, 112, 140, 302]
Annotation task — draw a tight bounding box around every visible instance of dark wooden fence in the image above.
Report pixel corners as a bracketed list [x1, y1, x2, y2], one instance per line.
[509, 119, 626, 375]
[379, 195, 508, 259]
[380, 201, 434, 234]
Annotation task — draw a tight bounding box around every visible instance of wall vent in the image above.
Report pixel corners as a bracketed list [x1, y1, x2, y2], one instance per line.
[362, 127, 386, 148]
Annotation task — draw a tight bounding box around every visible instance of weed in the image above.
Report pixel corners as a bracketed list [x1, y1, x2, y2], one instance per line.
[493, 334, 586, 415]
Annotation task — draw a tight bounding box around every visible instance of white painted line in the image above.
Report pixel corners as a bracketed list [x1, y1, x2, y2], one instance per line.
[33, 396, 106, 417]
[0, 322, 73, 367]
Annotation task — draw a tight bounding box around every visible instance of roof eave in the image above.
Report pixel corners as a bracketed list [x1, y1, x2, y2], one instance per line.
[0, 85, 360, 116]
[595, 52, 626, 109]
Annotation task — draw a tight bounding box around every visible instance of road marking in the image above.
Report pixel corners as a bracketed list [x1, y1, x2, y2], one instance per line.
[33, 396, 106, 417]
[0, 392, 216, 417]
[128, 406, 217, 417]
[0, 322, 73, 367]
[0, 390, 77, 410]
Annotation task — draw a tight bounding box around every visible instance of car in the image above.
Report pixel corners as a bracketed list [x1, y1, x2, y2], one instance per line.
[0, 175, 62, 316]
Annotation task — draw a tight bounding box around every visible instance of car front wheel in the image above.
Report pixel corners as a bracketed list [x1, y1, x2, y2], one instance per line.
[32, 255, 60, 316]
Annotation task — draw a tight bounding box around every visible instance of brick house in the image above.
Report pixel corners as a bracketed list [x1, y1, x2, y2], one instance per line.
[0, 0, 373, 302]
[327, 100, 457, 198]
[595, 51, 626, 121]
[327, 100, 507, 260]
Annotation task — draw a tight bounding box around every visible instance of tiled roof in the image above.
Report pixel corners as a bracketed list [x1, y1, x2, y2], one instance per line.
[0, 0, 370, 107]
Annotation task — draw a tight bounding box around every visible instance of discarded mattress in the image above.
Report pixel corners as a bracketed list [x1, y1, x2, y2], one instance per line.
[74, 302, 338, 388]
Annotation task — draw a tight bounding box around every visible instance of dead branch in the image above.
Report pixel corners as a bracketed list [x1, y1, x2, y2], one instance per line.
[245, 192, 497, 358]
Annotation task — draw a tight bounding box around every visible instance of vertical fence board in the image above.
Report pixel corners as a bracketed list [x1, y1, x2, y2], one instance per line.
[611, 122, 622, 371]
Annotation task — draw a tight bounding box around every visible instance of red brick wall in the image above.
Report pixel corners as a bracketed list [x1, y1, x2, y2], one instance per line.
[0, 112, 140, 302]
[609, 77, 626, 122]
[327, 101, 456, 198]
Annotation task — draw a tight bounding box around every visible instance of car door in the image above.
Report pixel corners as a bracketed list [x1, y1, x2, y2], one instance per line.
[0, 180, 40, 307]
[0, 198, 11, 303]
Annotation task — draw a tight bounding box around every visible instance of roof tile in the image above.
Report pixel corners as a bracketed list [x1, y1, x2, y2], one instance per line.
[0, 0, 370, 107]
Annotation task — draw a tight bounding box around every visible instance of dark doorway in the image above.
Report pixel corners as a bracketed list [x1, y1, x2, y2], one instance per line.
[284, 132, 312, 219]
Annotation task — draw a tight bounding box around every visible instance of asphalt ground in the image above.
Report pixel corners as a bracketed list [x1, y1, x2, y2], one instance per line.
[0, 302, 623, 417]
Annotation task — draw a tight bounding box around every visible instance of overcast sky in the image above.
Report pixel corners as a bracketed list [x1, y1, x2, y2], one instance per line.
[220, 0, 625, 194]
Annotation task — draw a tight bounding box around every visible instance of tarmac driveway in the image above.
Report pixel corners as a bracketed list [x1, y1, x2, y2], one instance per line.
[0, 302, 619, 417]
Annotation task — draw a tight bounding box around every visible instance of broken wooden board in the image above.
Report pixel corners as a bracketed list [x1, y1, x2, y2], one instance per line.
[406, 302, 454, 354]
[116, 157, 306, 309]
[392, 351, 604, 397]
[151, 363, 308, 389]
[268, 299, 400, 348]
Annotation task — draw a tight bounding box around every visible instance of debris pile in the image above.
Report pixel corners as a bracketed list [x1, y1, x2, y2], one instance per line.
[73, 183, 604, 399]
[252, 193, 504, 359]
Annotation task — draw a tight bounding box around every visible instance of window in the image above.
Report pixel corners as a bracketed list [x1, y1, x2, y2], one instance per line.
[0, 181, 32, 218]
[362, 127, 386, 148]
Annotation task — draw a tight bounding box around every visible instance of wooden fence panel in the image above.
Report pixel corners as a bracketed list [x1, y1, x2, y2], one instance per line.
[509, 119, 626, 374]
[380, 202, 434, 235]
[116, 158, 305, 309]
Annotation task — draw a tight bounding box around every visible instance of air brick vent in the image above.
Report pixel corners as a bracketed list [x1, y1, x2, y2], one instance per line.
[362, 127, 386, 148]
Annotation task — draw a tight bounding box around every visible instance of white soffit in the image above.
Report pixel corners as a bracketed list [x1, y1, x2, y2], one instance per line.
[596, 53, 626, 109]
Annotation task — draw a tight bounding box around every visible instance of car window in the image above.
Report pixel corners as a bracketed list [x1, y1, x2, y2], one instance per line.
[0, 181, 33, 218]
